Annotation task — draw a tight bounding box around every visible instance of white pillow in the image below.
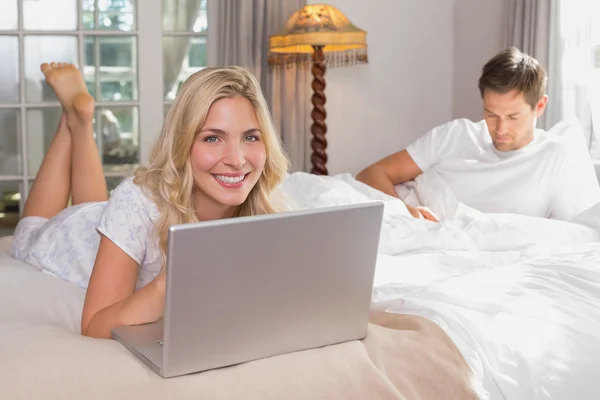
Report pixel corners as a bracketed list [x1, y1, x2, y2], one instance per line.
[280, 172, 377, 209]
[279, 172, 411, 217]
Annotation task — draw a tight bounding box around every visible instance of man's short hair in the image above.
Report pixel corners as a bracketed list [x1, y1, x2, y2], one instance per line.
[478, 47, 548, 109]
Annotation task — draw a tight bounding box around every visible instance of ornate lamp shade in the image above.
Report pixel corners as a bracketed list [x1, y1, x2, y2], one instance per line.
[268, 4, 368, 67]
[268, 4, 368, 175]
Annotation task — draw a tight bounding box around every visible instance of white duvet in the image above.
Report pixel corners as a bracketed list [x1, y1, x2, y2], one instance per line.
[280, 172, 600, 400]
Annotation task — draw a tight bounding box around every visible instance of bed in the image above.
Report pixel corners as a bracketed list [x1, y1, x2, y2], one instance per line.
[0, 233, 480, 400]
[3, 170, 600, 399]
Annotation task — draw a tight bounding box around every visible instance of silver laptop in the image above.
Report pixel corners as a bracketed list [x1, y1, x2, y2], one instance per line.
[112, 201, 384, 378]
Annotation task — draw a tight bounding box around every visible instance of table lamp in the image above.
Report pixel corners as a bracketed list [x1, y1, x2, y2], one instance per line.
[268, 4, 368, 175]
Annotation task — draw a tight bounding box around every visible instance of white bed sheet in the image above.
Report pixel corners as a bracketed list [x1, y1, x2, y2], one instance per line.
[280, 172, 600, 400]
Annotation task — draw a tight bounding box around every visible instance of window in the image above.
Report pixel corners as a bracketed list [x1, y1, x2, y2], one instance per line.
[554, 0, 600, 158]
[0, 0, 208, 236]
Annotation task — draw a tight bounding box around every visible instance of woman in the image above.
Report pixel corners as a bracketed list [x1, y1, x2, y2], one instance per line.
[11, 62, 290, 339]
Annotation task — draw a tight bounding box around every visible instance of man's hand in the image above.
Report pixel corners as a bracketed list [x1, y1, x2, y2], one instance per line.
[406, 204, 440, 222]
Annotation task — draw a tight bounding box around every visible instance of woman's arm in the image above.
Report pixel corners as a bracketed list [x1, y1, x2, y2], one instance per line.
[81, 235, 166, 339]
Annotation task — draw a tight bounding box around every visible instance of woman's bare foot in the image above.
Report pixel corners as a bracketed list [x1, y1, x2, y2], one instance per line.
[40, 62, 95, 126]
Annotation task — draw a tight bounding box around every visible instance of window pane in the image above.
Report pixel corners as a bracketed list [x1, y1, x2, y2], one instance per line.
[97, 107, 139, 173]
[100, 0, 136, 31]
[0, 181, 22, 236]
[188, 37, 207, 67]
[0, 36, 19, 103]
[81, 0, 98, 30]
[83, 12, 95, 30]
[26, 108, 62, 175]
[24, 36, 78, 103]
[83, 36, 96, 97]
[163, 36, 206, 100]
[0, 0, 18, 30]
[82, 0, 136, 31]
[101, 36, 135, 67]
[84, 36, 138, 101]
[23, 0, 77, 31]
[0, 109, 21, 175]
[163, 0, 207, 33]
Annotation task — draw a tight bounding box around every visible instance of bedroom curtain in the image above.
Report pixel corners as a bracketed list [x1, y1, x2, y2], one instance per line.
[503, 0, 600, 157]
[502, 0, 553, 129]
[208, 0, 310, 172]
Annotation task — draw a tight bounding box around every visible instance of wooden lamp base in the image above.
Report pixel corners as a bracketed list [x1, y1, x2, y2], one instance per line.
[309, 45, 328, 175]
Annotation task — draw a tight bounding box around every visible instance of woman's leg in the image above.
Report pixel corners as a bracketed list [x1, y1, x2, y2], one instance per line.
[23, 62, 108, 218]
[22, 111, 72, 219]
[26, 63, 108, 216]
[52, 63, 109, 205]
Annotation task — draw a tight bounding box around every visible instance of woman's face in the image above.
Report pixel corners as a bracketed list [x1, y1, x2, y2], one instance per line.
[190, 96, 266, 219]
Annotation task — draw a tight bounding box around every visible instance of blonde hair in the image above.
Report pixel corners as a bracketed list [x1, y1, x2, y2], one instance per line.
[134, 66, 291, 262]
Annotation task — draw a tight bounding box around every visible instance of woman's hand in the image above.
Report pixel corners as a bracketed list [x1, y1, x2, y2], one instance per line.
[406, 204, 440, 222]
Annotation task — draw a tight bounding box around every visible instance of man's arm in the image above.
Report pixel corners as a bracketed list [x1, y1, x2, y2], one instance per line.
[356, 150, 439, 222]
[355, 149, 423, 197]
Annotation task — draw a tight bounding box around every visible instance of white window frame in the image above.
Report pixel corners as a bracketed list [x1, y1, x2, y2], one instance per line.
[137, 0, 163, 166]
[0, 0, 210, 216]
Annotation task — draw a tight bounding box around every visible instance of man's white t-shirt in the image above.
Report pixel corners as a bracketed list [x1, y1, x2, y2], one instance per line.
[405, 118, 600, 221]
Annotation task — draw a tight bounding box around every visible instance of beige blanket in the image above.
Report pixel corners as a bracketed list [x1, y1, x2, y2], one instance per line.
[367, 312, 480, 400]
[0, 240, 480, 400]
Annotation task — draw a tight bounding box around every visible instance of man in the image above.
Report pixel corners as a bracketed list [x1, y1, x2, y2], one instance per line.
[356, 47, 600, 222]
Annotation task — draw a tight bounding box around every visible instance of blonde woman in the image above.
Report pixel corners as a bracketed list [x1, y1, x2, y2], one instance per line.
[10, 62, 290, 339]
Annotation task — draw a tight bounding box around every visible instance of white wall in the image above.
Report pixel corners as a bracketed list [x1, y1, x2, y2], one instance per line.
[305, 0, 505, 175]
[306, 0, 455, 175]
[453, 0, 505, 121]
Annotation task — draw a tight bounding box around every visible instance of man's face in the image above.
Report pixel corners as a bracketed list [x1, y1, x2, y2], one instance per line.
[483, 88, 548, 152]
